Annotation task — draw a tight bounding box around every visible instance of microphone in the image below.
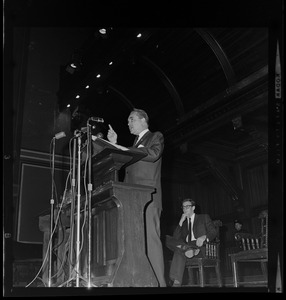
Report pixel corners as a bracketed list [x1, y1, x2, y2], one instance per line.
[74, 129, 81, 137]
[74, 128, 87, 137]
[54, 131, 66, 140]
[89, 117, 104, 123]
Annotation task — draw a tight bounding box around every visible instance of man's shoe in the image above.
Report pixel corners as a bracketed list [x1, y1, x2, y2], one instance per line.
[172, 280, 181, 287]
[180, 244, 189, 251]
[185, 248, 200, 258]
[167, 279, 174, 287]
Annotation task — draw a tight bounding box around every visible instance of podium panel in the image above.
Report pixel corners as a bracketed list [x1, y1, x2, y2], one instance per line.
[79, 182, 158, 287]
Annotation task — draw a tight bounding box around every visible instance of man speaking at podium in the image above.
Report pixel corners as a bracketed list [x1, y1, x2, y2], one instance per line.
[107, 108, 166, 287]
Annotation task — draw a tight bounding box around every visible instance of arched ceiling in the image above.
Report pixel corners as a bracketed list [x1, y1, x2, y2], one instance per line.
[57, 27, 268, 163]
[6, 0, 274, 174]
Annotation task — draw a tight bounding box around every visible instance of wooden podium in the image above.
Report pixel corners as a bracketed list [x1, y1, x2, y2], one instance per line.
[39, 137, 158, 287]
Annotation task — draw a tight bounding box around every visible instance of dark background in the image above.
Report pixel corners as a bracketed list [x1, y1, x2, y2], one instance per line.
[3, 0, 283, 295]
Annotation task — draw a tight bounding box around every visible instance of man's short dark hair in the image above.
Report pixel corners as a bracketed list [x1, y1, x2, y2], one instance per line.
[234, 219, 242, 225]
[182, 198, 196, 207]
[132, 108, 149, 124]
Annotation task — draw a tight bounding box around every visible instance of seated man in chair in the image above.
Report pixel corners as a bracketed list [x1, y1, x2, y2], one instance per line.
[166, 198, 217, 287]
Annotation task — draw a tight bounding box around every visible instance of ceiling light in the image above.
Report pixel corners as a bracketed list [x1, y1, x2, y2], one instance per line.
[67, 49, 83, 72]
[99, 28, 107, 34]
[66, 60, 82, 74]
[66, 64, 75, 74]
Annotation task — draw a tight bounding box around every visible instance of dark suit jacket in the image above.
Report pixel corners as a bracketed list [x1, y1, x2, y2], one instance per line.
[173, 214, 217, 245]
[124, 130, 164, 209]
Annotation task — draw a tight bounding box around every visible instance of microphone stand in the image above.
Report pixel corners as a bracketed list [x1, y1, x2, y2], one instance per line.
[59, 132, 93, 288]
[75, 133, 82, 287]
[73, 132, 93, 287]
[48, 137, 56, 287]
[86, 120, 93, 286]
[67, 135, 77, 285]
[59, 122, 101, 288]
[61, 133, 83, 287]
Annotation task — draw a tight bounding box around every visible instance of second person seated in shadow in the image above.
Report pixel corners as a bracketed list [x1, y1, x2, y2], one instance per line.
[166, 198, 217, 287]
[233, 219, 251, 251]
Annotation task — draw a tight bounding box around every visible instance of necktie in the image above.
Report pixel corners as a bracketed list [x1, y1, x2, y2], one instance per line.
[133, 136, 139, 146]
[189, 219, 193, 242]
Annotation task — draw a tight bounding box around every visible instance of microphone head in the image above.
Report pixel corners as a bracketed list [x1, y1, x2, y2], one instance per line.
[96, 132, 104, 138]
[55, 131, 66, 140]
[90, 117, 104, 123]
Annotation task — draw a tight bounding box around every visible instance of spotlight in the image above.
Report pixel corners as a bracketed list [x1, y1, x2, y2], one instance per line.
[66, 49, 83, 74]
[69, 60, 82, 71]
[70, 63, 78, 69]
[66, 64, 75, 74]
[95, 27, 113, 39]
[99, 28, 107, 35]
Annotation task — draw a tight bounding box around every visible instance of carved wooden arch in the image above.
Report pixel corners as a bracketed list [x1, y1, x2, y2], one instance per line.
[97, 29, 237, 123]
[137, 29, 237, 121]
[140, 55, 185, 118]
[107, 85, 134, 110]
[194, 28, 237, 87]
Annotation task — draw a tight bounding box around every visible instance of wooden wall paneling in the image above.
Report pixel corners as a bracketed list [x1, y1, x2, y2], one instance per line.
[17, 150, 70, 244]
[243, 163, 268, 223]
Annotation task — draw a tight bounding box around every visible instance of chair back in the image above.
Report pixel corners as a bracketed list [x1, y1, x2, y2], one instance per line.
[235, 232, 260, 251]
[259, 210, 268, 248]
[185, 219, 223, 287]
[205, 220, 222, 259]
[235, 210, 268, 251]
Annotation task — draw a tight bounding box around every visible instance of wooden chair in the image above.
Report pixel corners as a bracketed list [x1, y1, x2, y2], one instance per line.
[229, 210, 268, 287]
[185, 220, 222, 287]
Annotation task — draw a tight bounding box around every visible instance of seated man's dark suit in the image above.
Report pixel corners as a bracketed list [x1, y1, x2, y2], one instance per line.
[167, 213, 217, 285]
